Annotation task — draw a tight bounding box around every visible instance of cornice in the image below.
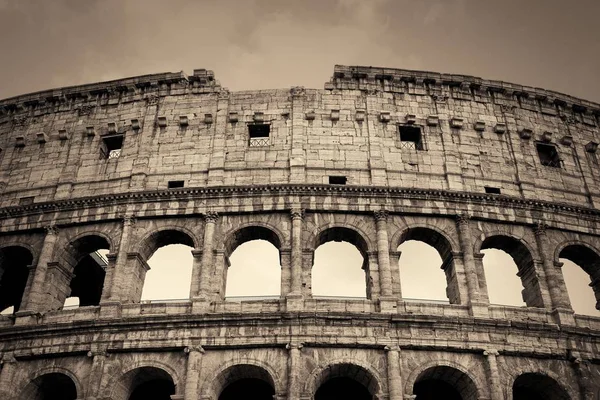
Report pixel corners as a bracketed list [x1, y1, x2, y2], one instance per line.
[0, 184, 598, 222]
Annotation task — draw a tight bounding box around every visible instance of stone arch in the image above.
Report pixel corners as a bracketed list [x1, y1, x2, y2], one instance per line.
[304, 358, 383, 399]
[137, 226, 198, 261]
[0, 240, 38, 264]
[308, 222, 374, 255]
[404, 360, 482, 400]
[507, 367, 576, 400]
[394, 225, 460, 304]
[477, 232, 543, 307]
[107, 360, 182, 400]
[219, 221, 286, 254]
[18, 366, 82, 400]
[555, 240, 600, 311]
[202, 359, 281, 400]
[0, 245, 35, 313]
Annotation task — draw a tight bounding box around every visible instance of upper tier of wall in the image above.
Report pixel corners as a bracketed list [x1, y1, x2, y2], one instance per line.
[0, 65, 599, 209]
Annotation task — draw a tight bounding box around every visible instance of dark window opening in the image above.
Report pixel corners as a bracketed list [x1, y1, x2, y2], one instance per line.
[536, 143, 560, 168]
[168, 180, 184, 189]
[484, 186, 501, 194]
[399, 125, 423, 150]
[19, 196, 34, 205]
[329, 176, 347, 185]
[248, 124, 270, 147]
[101, 135, 124, 159]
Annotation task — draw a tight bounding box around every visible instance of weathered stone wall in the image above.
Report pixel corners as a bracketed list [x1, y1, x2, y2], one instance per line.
[0, 66, 599, 399]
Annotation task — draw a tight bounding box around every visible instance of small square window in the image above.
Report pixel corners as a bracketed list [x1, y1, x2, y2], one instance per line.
[248, 124, 270, 147]
[101, 135, 123, 159]
[399, 125, 423, 150]
[19, 196, 34, 205]
[536, 143, 561, 168]
[484, 186, 501, 194]
[168, 180, 184, 189]
[329, 176, 347, 185]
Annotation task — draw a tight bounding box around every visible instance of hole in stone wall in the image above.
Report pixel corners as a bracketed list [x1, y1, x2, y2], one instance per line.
[328, 176, 347, 185]
[143, 244, 193, 301]
[226, 240, 281, 298]
[168, 180, 184, 189]
[248, 124, 270, 147]
[484, 186, 501, 194]
[18, 196, 34, 205]
[64, 236, 110, 308]
[101, 134, 123, 159]
[0, 246, 34, 314]
[399, 125, 424, 150]
[560, 257, 600, 316]
[398, 241, 448, 302]
[536, 142, 561, 168]
[312, 241, 366, 298]
[482, 248, 526, 307]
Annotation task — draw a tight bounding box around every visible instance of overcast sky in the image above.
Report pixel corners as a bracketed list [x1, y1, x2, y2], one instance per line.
[1, 1, 598, 316]
[0, 0, 599, 102]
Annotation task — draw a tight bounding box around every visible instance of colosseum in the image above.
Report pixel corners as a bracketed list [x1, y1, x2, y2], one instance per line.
[0, 64, 598, 400]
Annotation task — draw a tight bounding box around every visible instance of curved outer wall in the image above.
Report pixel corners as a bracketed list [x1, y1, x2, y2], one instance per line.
[0, 65, 598, 399]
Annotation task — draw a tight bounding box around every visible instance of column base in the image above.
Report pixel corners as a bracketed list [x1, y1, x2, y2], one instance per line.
[468, 301, 489, 318]
[379, 296, 398, 313]
[286, 293, 304, 312]
[99, 301, 122, 320]
[191, 297, 212, 314]
[551, 307, 576, 326]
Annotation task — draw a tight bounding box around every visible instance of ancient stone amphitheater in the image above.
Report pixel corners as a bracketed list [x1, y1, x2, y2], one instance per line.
[0, 64, 598, 400]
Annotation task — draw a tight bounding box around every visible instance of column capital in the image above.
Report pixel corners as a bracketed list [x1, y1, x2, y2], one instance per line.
[45, 224, 59, 235]
[290, 208, 305, 221]
[191, 249, 203, 258]
[533, 222, 548, 236]
[374, 209, 389, 222]
[483, 349, 500, 357]
[473, 252, 485, 260]
[384, 344, 400, 352]
[87, 350, 108, 358]
[203, 211, 219, 223]
[554, 261, 564, 268]
[286, 343, 304, 350]
[0, 354, 17, 364]
[184, 345, 205, 354]
[455, 213, 470, 225]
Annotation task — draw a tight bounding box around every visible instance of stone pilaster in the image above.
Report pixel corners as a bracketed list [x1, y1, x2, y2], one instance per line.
[385, 345, 402, 400]
[290, 87, 307, 183]
[287, 343, 303, 400]
[189, 249, 203, 298]
[19, 225, 58, 312]
[473, 252, 490, 304]
[280, 249, 292, 297]
[289, 208, 304, 297]
[86, 350, 108, 399]
[483, 349, 503, 400]
[0, 354, 17, 399]
[207, 92, 229, 186]
[572, 357, 597, 400]
[390, 250, 403, 298]
[196, 212, 218, 306]
[456, 215, 487, 316]
[184, 345, 205, 400]
[105, 215, 135, 303]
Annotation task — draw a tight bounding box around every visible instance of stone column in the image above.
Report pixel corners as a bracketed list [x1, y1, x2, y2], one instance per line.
[86, 350, 108, 399]
[289, 87, 307, 183]
[390, 251, 402, 299]
[280, 249, 292, 297]
[483, 350, 503, 400]
[189, 249, 203, 298]
[533, 223, 571, 310]
[455, 215, 485, 315]
[287, 343, 303, 400]
[184, 346, 205, 400]
[290, 208, 304, 297]
[473, 252, 490, 304]
[105, 216, 135, 303]
[375, 211, 393, 297]
[199, 212, 218, 299]
[385, 345, 403, 400]
[0, 354, 17, 399]
[20, 225, 59, 312]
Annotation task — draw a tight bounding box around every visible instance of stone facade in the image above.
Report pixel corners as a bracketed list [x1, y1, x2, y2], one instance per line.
[0, 66, 598, 399]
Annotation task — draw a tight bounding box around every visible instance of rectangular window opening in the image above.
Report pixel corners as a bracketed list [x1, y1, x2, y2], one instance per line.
[168, 180, 184, 189]
[19, 196, 34, 205]
[248, 124, 270, 147]
[399, 125, 424, 150]
[329, 176, 347, 185]
[536, 143, 561, 168]
[484, 186, 501, 194]
[101, 135, 124, 159]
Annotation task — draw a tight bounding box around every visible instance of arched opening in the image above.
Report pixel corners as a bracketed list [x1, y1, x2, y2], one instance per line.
[224, 226, 282, 298]
[413, 366, 478, 400]
[112, 366, 176, 400]
[65, 235, 110, 308]
[397, 227, 455, 303]
[19, 372, 77, 400]
[480, 235, 541, 307]
[215, 364, 275, 400]
[513, 372, 569, 400]
[313, 363, 379, 400]
[312, 227, 369, 298]
[559, 244, 600, 316]
[481, 248, 526, 307]
[0, 246, 34, 314]
[140, 230, 195, 301]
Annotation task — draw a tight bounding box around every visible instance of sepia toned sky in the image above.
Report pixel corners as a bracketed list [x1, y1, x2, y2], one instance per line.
[1, 1, 598, 316]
